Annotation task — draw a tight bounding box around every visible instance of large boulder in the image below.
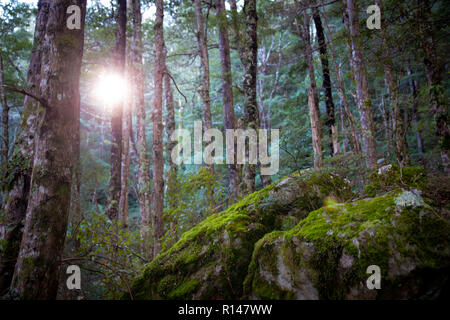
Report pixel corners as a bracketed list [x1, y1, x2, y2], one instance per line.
[364, 164, 426, 197]
[128, 170, 353, 299]
[244, 188, 450, 299]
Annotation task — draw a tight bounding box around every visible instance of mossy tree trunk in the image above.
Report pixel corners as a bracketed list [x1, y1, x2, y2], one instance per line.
[119, 42, 132, 229]
[0, 0, 51, 295]
[0, 54, 9, 170]
[346, 0, 378, 168]
[164, 52, 178, 241]
[152, 0, 165, 258]
[9, 0, 86, 299]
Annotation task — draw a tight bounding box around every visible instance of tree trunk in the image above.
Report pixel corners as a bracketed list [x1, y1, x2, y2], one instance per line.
[152, 0, 165, 258]
[0, 54, 9, 210]
[346, 0, 378, 168]
[0, 0, 51, 295]
[106, 0, 126, 221]
[230, 0, 259, 194]
[131, 0, 152, 257]
[312, 6, 339, 157]
[119, 53, 132, 229]
[295, 3, 322, 169]
[9, 0, 86, 299]
[0, 54, 9, 169]
[419, 0, 449, 172]
[194, 0, 215, 204]
[321, 8, 360, 155]
[215, 0, 238, 201]
[379, 95, 392, 161]
[194, 0, 213, 150]
[69, 90, 82, 248]
[376, 0, 409, 167]
[408, 68, 424, 157]
[164, 55, 177, 239]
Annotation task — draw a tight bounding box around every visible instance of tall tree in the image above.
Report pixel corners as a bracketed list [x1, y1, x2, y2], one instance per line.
[164, 52, 178, 236]
[418, 0, 449, 172]
[194, 0, 215, 205]
[295, 1, 322, 169]
[346, 0, 378, 168]
[194, 0, 213, 157]
[322, 7, 360, 154]
[312, 6, 339, 156]
[152, 0, 165, 257]
[131, 0, 152, 255]
[376, 0, 409, 167]
[119, 50, 132, 229]
[0, 54, 8, 168]
[119, 0, 134, 229]
[106, 0, 127, 221]
[408, 68, 424, 157]
[215, 0, 239, 200]
[230, 0, 259, 193]
[0, 0, 51, 295]
[8, 0, 86, 299]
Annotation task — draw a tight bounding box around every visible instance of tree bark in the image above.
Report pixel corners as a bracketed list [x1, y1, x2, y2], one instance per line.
[312, 6, 339, 156]
[106, 0, 126, 222]
[295, 2, 322, 169]
[376, 0, 409, 167]
[0, 0, 51, 295]
[194, 0, 213, 148]
[152, 0, 165, 258]
[321, 8, 360, 155]
[419, 0, 449, 172]
[379, 95, 392, 161]
[215, 0, 238, 200]
[131, 0, 152, 256]
[164, 53, 177, 239]
[0, 54, 9, 169]
[119, 51, 132, 229]
[229, 0, 259, 194]
[407, 68, 424, 157]
[346, 0, 378, 168]
[70, 86, 82, 248]
[9, 0, 86, 299]
[194, 0, 215, 204]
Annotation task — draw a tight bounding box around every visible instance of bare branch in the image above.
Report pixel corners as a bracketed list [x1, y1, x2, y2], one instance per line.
[2, 84, 48, 108]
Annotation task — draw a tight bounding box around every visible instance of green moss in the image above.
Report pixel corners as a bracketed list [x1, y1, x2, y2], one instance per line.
[247, 189, 450, 299]
[365, 165, 426, 197]
[250, 274, 294, 299]
[128, 169, 350, 299]
[167, 279, 200, 299]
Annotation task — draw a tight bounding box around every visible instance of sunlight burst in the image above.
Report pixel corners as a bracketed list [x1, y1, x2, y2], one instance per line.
[93, 72, 128, 108]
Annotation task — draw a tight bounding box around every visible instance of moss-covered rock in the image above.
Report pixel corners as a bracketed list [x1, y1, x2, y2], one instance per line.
[364, 164, 426, 197]
[127, 170, 353, 299]
[244, 189, 450, 299]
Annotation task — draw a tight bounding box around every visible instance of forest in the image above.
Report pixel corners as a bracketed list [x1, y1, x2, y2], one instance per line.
[0, 0, 448, 301]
